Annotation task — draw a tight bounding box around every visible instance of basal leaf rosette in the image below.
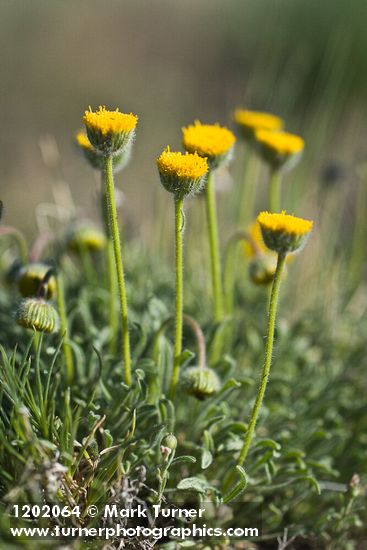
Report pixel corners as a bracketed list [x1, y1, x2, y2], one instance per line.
[255, 129, 304, 172]
[234, 109, 284, 140]
[182, 121, 236, 170]
[257, 211, 313, 254]
[83, 106, 138, 156]
[75, 131, 131, 172]
[16, 297, 59, 334]
[156, 148, 209, 199]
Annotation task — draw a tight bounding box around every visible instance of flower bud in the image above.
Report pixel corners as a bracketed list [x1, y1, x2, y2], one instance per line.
[66, 224, 106, 253]
[249, 255, 278, 285]
[16, 297, 59, 333]
[180, 367, 220, 400]
[162, 434, 177, 452]
[17, 263, 57, 300]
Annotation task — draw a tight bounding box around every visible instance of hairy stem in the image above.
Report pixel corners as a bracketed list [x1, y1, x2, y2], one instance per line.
[205, 172, 224, 321]
[238, 252, 286, 466]
[104, 155, 132, 385]
[169, 197, 184, 399]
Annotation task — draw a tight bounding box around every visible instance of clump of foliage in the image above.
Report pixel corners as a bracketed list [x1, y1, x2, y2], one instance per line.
[0, 102, 365, 550]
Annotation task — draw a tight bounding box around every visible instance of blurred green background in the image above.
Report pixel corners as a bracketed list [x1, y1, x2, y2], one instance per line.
[0, 0, 366, 243]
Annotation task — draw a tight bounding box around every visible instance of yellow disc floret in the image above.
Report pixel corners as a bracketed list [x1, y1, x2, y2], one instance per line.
[234, 109, 284, 133]
[84, 106, 138, 136]
[182, 121, 236, 169]
[257, 211, 313, 253]
[157, 148, 209, 199]
[255, 130, 304, 156]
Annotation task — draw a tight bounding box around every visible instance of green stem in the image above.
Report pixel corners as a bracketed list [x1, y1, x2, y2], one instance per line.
[205, 172, 224, 321]
[237, 150, 259, 225]
[56, 274, 74, 384]
[269, 168, 282, 212]
[238, 252, 286, 466]
[104, 155, 132, 385]
[101, 178, 119, 356]
[169, 197, 184, 400]
[106, 238, 119, 354]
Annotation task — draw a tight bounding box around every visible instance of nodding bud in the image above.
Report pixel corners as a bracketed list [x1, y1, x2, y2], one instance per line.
[249, 255, 278, 286]
[180, 366, 220, 400]
[17, 263, 57, 300]
[16, 297, 59, 333]
[162, 434, 177, 452]
[160, 434, 177, 460]
[66, 224, 107, 254]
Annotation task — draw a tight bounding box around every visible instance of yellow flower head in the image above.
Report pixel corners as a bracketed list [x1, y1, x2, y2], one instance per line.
[182, 121, 236, 169]
[257, 211, 313, 254]
[234, 109, 284, 139]
[76, 131, 93, 151]
[157, 148, 209, 199]
[255, 129, 304, 171]
[242, 220, 268, 258]
[83, 106, 138, 155]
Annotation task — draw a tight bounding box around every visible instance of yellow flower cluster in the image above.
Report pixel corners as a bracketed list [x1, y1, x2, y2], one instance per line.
[234, 109, 283, 133]
[76, 131, 93, 151]
[255, 130, 304, 156]
[182, 121, 236, 158]
[157, 149, 208, 180]
[84, 106, 138, 136]
[258, 211, 313, 236]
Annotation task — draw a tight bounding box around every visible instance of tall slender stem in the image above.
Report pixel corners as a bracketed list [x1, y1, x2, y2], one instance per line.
[104, 155, 132, 385]
[205, 172, 224, 321]
[238, 252, 286, 466]
[169, 197, 184, 399]
[56, 274, 74, 384]
[101, 177, 119, 355]
[237, 150, 259, 225]
[269, 168, 282, 212]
